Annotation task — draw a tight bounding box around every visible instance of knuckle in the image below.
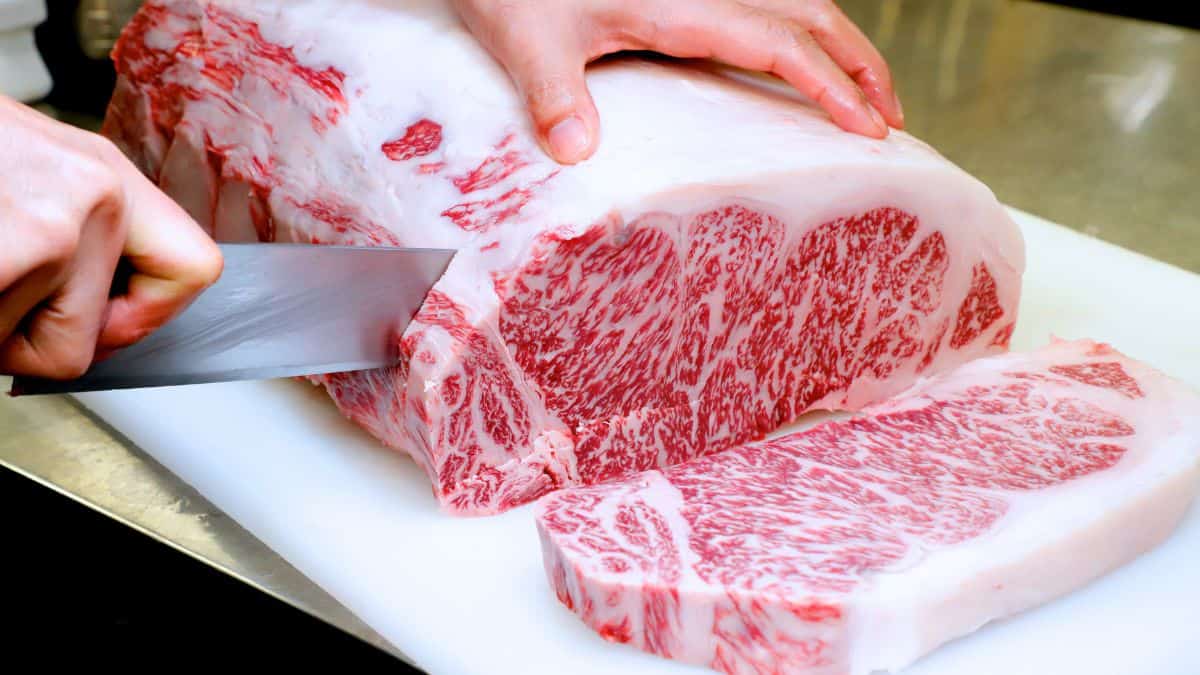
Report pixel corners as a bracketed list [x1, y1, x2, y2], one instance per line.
[69, 155, 125, 218]
[794, 0, 841, 39]
[72, 134, 125, 193]
[523, 77, 576, 118]
[782, 20, 818, 50]
[82, 170, 128, 236]
[37, 338, 96, 380]
[86, 132, 125, 165]
[24, 310, 98, 379]
[615, 1, 667, 47]
[767, 19, 817, 68]
[812, 84, 836, 107]
[89, 163, 125, 208]
[734, 10, 776, 46]
[524, 76, 566, 105]
[39, 215, 83, 265]
[754, 11, 805, 48]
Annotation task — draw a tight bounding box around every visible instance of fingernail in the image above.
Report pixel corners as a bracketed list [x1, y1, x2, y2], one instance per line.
[892, 90, 905, 126]
[547, 114, 590, 163]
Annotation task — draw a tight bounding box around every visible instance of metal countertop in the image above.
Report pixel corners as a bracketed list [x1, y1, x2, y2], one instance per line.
[1, 0, 1196, 664]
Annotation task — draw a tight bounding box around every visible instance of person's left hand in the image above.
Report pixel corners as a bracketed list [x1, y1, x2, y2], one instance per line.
[452, 0, 903, 165]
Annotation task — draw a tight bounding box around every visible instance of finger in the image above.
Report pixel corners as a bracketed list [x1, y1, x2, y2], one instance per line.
[624, 1, 887, 137]
[0, 293, 100, 379]
[783, 0, 903, 128]
[458, 4, 600, 164]
[0, 207, 81, 342]
[0, 264, 62, 344]
[98, 151, 222, 351]
[0, 184, 82, 294]
[0, 188, 126, 379]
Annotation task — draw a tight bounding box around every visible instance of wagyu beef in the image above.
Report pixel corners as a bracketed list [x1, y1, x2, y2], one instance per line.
[103, 0, 1025, 514]
[536, 340, 1200, 674]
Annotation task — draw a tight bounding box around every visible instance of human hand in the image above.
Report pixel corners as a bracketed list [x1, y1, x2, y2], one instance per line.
[0, 97, 222, 379]
[451, 0, 903, 164]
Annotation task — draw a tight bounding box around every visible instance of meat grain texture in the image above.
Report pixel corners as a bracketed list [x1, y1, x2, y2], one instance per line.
[537, 340, 1200, 675]
[103, 3, 1200, 673]
[104, 0, 1024, 515]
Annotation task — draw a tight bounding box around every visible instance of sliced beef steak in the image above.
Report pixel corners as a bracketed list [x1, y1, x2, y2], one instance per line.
[103, 0, 1024, 514]
[537, 340, 1200, 674]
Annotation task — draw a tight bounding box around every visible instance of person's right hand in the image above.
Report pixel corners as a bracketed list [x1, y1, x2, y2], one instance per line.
[1, 96, 223, 380]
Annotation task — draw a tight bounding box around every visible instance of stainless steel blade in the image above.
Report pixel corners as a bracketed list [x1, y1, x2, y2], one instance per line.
[11, 243, 455, 395]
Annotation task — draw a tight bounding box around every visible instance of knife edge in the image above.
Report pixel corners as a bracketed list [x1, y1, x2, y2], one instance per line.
[11, 360, 394, 396]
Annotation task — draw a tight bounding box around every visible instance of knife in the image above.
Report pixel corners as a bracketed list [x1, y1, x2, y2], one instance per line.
[11, 243, 456, 395]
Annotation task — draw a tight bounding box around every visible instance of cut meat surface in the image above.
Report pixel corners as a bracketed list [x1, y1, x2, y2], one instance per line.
[536, 340, 1200, 675]
[104, 0, 1024, 514]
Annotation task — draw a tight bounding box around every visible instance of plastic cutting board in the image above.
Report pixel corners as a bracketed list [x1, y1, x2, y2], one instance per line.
[73, 208, 1200, 675]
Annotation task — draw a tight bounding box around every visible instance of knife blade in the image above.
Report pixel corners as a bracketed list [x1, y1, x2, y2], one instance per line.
[11, 243, 456, 395]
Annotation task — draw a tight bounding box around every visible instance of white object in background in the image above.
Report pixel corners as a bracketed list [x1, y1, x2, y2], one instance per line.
[71, 209, 1200, 675]
[0, 0, 51, 102]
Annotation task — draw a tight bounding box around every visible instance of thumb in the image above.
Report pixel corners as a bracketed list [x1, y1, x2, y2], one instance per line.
[503, 43, 600, 164]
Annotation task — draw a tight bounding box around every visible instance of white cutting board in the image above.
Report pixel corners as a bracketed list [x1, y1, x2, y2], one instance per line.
[74, 208, 1200, 675]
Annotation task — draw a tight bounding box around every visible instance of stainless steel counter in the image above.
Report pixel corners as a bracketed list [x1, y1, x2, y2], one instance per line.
[841, 0, 1199, 273]
[2, 0, 1197, 665]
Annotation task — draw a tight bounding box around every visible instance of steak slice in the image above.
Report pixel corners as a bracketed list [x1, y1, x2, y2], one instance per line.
[104, 0, 1024, 514]
[536, 339, 1200, 674]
